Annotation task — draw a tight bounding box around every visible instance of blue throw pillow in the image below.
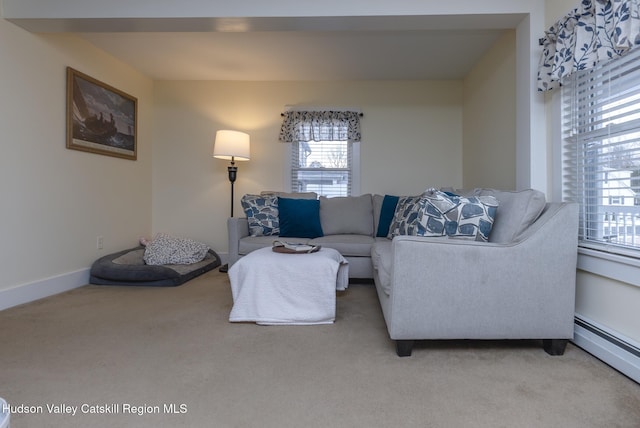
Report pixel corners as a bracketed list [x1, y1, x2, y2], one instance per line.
[376, 195, 399, 237]
[278, 197, 324, 238]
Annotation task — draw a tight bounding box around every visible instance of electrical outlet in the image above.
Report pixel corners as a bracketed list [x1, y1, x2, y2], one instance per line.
[97, 236, 104, 250]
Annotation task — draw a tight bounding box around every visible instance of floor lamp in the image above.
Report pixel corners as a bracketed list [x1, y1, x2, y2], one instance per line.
[213, 130, 250, 272]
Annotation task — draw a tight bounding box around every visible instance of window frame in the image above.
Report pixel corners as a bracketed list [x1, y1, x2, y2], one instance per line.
[553, 55, 640, 289]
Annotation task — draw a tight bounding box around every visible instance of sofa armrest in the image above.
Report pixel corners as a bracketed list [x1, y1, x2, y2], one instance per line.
[227, 217, 249, 267]
[386, 202, 578, 340]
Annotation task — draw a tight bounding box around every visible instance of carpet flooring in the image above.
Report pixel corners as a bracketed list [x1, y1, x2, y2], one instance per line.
[0, 270, 639, 427]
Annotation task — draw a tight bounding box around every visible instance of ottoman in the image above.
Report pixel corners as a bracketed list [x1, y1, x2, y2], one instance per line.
[228, 247, 349, 325]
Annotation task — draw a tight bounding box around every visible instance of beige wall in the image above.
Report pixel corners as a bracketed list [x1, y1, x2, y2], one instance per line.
[0, 18, 153, 290]
[152, 80, 463, 254]
[463, 30, 517, 190]
[0, 0, 546, 303]
[545, 1, 574, 27]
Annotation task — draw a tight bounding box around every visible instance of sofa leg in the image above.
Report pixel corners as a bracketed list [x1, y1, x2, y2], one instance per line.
[543, 339, 568, 356]
[395, 340, 414, 357]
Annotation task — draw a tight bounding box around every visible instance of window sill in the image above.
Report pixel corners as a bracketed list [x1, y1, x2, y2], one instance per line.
[577, 247, 640, 288]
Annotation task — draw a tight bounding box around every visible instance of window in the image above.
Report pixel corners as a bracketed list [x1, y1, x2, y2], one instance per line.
[562, 48, 640, 257]
[290, 139, 356, 197]
[280, 110, 361, 197]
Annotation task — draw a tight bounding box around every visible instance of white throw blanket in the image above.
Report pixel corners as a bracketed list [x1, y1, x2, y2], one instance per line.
[228, 247, 349, 325]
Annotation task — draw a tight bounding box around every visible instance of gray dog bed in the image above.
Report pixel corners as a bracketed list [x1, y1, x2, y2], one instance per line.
[90, 246, 221, 287]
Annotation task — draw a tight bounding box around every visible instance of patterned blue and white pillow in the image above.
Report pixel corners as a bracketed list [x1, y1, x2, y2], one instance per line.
[450, 195, 498, 241]
[389, 193, 460, 238]
[415, 190, 460, 237]
[389, 190, 499, 241]
[421, 189, 499, 242]
[240, 194, 279, 236]
[388, 196, 431, 238]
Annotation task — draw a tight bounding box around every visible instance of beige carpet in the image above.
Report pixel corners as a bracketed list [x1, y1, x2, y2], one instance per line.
[0, 270, 639, 428]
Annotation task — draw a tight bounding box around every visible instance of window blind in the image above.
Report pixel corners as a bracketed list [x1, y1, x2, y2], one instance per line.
[563, 47, 640, 256]
[290, 140, 352, 198]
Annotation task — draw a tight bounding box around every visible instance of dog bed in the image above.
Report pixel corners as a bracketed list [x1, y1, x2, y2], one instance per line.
[90, 246, 221, 287]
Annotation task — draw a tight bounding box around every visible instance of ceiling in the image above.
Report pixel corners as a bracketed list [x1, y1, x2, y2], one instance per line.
[10, 14, 524, 81]
[77, 29, 507, 81]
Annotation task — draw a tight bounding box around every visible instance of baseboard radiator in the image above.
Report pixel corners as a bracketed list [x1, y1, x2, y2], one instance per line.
[573, 314, 640, 384]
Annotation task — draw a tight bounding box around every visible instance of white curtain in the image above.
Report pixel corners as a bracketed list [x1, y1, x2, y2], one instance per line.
[538, 0, 640, 91]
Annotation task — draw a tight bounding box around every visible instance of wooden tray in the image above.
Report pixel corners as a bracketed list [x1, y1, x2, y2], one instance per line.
[272, 244, 321, 254]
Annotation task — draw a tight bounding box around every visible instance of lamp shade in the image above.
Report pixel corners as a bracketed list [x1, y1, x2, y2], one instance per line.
[213, 130, 250, 161]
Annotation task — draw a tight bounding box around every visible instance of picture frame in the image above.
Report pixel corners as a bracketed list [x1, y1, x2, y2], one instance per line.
[66, 67, 137, 160]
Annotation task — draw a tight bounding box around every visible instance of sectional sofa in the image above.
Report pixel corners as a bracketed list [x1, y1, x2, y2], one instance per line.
[228, 191, 381, 278]
[227, 189, 579, 357]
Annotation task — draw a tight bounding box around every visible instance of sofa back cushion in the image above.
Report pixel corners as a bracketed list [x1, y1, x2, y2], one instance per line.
[319, 194, 374, 236]
[373, 194, 383, 234]
[261, 191, 318, 199]
[473, 188, 546, 243]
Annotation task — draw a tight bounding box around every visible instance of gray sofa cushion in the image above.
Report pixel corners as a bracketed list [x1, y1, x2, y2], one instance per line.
[239, 234, 374, 258]
[371, 240, 393, 296]
[319, 194, 374, 236]
[261, 191, 317, 199]
[309, 234, 375, 257]
[373, 194, 384, 234]
[472, 188, 546, 243]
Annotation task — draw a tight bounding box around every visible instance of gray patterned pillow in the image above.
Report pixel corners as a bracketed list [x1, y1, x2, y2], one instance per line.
[241, 194, 279, 236]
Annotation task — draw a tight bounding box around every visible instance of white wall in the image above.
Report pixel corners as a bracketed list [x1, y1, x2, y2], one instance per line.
[463, 30, 517, 189]
[152, 80, 463, 254]
[0, 18, 153, 295]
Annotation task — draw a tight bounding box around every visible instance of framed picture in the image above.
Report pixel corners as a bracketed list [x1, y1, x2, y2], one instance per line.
[66, 67, 137, 160]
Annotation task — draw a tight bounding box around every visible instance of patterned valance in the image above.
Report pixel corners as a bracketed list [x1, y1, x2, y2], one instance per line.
[537, 0, 640, 91]
[278, 110, 361, 143]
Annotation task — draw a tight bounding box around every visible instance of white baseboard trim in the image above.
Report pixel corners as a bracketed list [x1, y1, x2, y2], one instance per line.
[573, 314, 640, 384]
[0, 268, 90, 312]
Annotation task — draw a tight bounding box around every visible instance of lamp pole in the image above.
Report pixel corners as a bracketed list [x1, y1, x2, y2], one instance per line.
[228, 157, 238, 217]
[213, 130, 250, 273]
